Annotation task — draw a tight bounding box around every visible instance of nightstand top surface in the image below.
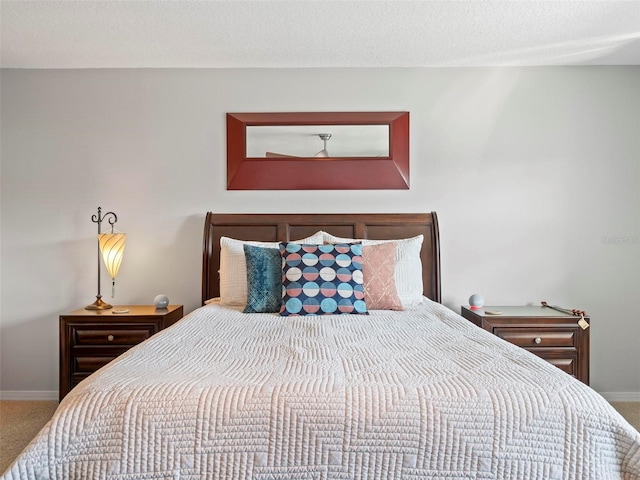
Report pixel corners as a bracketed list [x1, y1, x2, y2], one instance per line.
[63, 305, 182, 317]
[461, 305, 588, 319]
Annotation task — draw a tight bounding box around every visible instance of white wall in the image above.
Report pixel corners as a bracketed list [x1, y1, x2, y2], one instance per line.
[1, 67, 638, 398]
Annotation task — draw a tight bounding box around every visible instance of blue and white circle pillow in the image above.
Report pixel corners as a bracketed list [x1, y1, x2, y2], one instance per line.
[279, 243, 368, 316]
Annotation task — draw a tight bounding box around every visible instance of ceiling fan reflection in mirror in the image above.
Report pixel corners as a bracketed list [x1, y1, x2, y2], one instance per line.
[266, 133, 332, 158]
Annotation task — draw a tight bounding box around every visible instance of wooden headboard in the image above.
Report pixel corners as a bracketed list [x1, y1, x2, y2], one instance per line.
[202, 213, 441, 305]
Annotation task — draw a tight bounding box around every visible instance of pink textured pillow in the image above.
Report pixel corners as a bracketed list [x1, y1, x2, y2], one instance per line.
[362, 243, 403, 310]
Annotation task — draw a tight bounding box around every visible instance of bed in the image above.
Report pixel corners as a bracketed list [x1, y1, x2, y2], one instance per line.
[3, 212, 639, 480]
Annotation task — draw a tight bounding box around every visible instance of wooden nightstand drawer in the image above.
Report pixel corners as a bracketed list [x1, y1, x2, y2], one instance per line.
[74, 354, 120, 372]
[494, 328, 576, 348]
[73, 325, 154, 346]
[543, 356, 576, 376]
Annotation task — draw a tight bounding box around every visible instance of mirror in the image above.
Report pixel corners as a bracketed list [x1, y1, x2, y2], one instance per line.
[227, 112, 409, 190]
[246, 125, 390, 158]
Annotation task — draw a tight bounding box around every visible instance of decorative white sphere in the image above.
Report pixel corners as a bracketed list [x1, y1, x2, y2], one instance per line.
[468, 294, 484, 310]
[154, 294, 169, 309]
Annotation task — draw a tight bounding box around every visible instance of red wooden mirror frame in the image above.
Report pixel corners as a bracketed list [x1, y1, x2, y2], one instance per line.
[227, 112, 409, 190]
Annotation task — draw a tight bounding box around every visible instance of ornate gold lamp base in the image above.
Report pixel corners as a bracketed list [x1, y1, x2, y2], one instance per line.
[86, 295, 113, 310]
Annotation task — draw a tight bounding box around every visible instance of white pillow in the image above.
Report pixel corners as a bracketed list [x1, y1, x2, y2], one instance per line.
[220, 232, 324, 306]
[321, 232, 424, 307]
[317, 231, 358, 244]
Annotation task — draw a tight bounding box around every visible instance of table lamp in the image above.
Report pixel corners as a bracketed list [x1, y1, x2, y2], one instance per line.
[86, 207, 126, 310]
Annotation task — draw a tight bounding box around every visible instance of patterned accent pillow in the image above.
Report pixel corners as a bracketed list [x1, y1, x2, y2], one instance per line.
[362, 243, 403, 310]
[243, 245, 282, 313]
[279, 243, 368, 316]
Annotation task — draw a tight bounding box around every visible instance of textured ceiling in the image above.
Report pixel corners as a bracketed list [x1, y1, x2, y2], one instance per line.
[1, 1, 639, 68]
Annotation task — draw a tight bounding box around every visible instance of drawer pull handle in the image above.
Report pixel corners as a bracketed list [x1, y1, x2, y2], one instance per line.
[534, 337, 542, 344]
[107, 335, 114, 342]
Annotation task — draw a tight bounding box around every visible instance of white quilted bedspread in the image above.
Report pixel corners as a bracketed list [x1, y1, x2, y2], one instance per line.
[3, 299, 639, 479]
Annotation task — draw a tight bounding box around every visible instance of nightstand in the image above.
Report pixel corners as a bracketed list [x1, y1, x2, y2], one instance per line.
[461, 305, 590, 384]
[59, 305, 183, 400]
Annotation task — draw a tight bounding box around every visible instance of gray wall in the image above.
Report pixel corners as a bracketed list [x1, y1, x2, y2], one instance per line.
[1, 67, 638, 398]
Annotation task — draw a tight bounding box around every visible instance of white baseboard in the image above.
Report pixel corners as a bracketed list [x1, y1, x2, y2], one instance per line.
[0, 391, 58, 401]
[599, 392, 640, 402]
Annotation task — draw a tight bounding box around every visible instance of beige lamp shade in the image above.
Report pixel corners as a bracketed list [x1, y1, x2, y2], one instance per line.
[98, 233, 126, 280]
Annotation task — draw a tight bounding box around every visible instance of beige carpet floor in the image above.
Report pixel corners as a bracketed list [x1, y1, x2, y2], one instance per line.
[1, 400, 639, 474]
[1, 401, 58, 473]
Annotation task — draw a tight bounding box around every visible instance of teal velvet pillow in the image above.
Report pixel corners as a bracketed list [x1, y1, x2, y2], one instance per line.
[243, 244, 282, 313]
